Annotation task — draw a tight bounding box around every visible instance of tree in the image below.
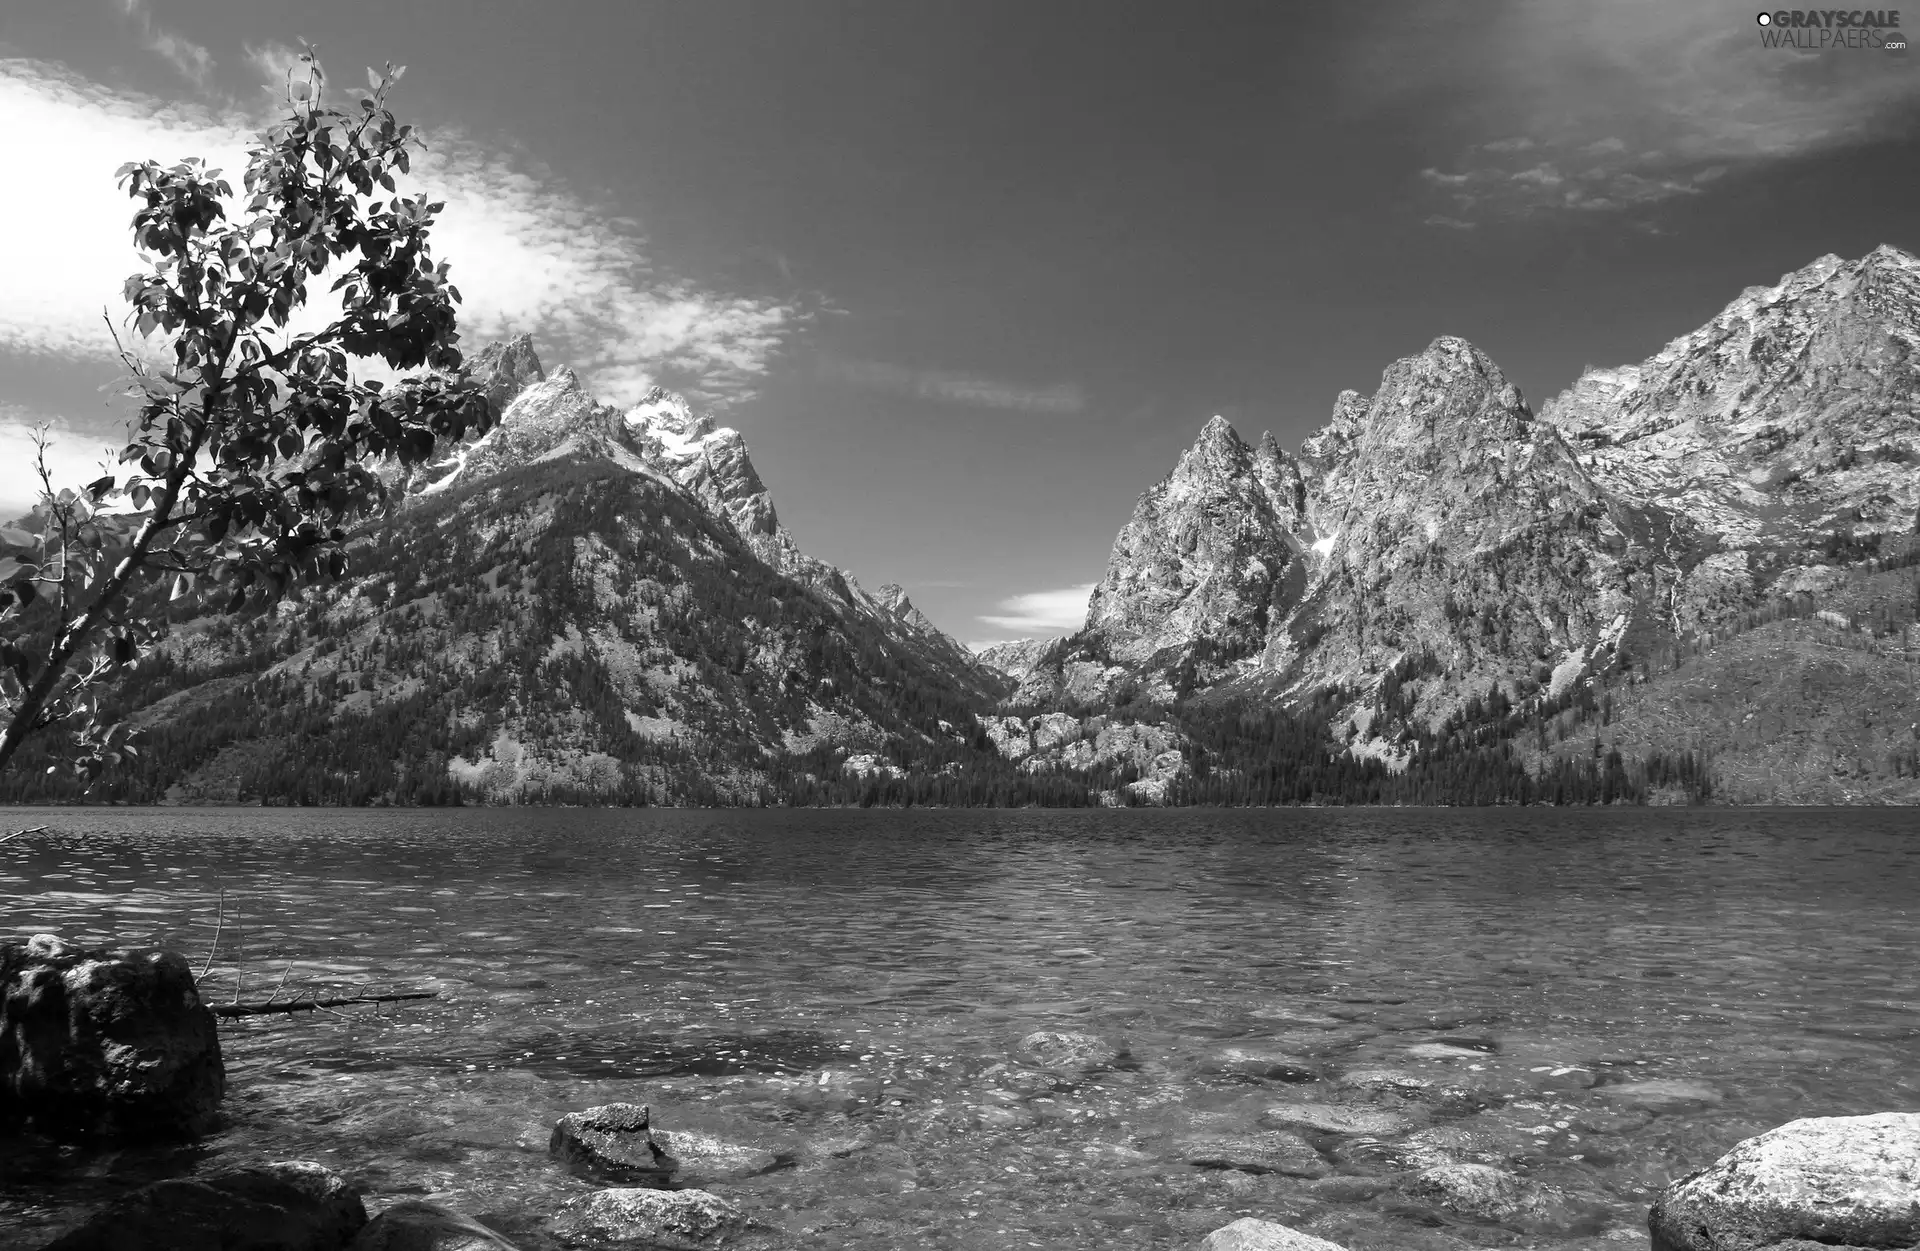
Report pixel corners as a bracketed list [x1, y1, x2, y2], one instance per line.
[0, 48, 494, 779]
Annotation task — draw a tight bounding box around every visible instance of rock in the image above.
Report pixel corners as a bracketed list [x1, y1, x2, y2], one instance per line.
[1199, 1217, 1350, 1251]
[1015, 1029, 1127, 1072]
[1334, 1068, 1434, 1095]
[1305, 1175, 1394, 1202]
[1260, 1102, 1414, 1136]
[1647, 1112, 1920, 1251]
[0, 935, 225, 1141]
[653, 1129, 780, 1184]
[1403, 1162, 1579, 1229]
[1205, 1046, 1321, 1082]
[1405, 1042, 1493, 1061]
[1597, 1078, 1723, 1113]
[1571, 1107, 1653, 1135]
[550, 1188, 746, 1250]
[41, 1160, 366, 1251]
[1394, 1124, 1520, 1169]
[548, 1103, 676, 1185]
[1176, 1130, 1331, 1178]
[1531, 1065, 1599, 1093]
[350, 1201, 521, 1250]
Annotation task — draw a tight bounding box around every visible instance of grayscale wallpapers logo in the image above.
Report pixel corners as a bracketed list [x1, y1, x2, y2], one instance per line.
[1756, 9, 1907, 51]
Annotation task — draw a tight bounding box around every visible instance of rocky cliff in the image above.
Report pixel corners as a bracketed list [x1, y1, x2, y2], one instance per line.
[1539, 244, 1920, 634]
[1013, 415, 1314, 706]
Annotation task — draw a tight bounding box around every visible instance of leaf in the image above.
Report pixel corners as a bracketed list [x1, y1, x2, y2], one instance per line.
[171, 572, 196, 601]
[0, 527, 36, 548]
[11, 579, 35, 609]
[86, 476, 116, 502]
[368, 66, 382, 90]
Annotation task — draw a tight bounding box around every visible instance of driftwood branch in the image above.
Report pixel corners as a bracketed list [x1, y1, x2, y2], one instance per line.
[212, 991, 437, 1019]
[0, 826, 48, 846]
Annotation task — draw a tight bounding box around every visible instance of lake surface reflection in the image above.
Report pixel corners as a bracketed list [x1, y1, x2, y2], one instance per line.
[3, 807, 1917, 1250]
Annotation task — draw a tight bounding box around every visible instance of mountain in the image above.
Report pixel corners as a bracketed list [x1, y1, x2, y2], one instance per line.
[3, 338, 1020, 806]
[971, 638, 1051, 683]
[1012, 416, 1313, 706]
[11, 250, 1919, 807]
[1017, 247, 1920, 791]
[1539, 244, 1920, 634]
[1260, 335, 1684, 737]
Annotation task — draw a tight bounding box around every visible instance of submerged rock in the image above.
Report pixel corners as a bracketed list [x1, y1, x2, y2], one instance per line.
[1015, 1029, 1127, 1072]
[1200, 1217, 1350, 1250]
[0, 934, 224, 1141]
[1334, 1068, 1434, 1095]
[349, 1200, 521, 1250]
[1598, 1078, 1723, 1113]
[1176, 1129, 1331, 1177]
[1403, 1162, 1591, 1232]
[549, 1103, 676, 1185]
[653, 1129, 781, 1184]
[550, 1188, 746, 1250]
[1647, 1112, 1920, 1251]
[1261, 1102, 1415, 1136]
[42, 1160, 365, 1251]
[1204, 1046, 1321, 1082]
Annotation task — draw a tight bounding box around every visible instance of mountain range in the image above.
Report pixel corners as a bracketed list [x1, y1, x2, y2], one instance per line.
[6, 247, 1918, 805]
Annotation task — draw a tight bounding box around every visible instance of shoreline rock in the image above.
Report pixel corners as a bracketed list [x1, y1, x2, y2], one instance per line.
[1648, 1112, 1920, 1251]
[1, 934, 225, 1141]
[39, 1160, 364, 1251]
[550, 1188, 746, 1250]
[549, 1103, 676, 1186]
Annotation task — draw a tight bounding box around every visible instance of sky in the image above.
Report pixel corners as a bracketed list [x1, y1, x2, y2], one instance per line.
[2, 1, 1918, 646]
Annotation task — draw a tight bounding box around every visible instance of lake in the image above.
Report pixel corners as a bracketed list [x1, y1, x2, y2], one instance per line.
[2, 807, 1917, 1250]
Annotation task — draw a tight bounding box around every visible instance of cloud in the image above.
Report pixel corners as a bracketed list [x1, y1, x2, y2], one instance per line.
[1423, 215, 1477, 230]
[119, 0, 214, 91]
[821, 358, 1086, 414]
[0, 59, 800, 408]
[0, 410, 123, 522]
[1381, 0, 1920, 225]
[977, 583, 1095, 635]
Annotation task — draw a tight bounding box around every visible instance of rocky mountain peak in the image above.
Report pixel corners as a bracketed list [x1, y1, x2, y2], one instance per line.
[464, 332, 545, 415]
[1538, 244, 1920, 600]
[1016, 413, 1316, 703]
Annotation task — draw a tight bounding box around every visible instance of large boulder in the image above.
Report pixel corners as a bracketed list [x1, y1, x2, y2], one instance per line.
[1648, 1113, 1920, 1251]
[1200, 1218, 1349, 1250]
[548, 1103, 676, 1186]
[1, 934, 224, 1140]
[40, 1161, 365, 1251]
[349, 1201, 522, 1250]
[549, 1189, 746, 1250]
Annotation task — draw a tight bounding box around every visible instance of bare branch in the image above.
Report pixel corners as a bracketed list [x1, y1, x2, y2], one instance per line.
[213, 991, 436, 1019]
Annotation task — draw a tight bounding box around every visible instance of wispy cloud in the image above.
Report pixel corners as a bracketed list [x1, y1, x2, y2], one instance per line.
[119, 0, 214, 91]
[977, 583, 1095, 635]
[0, 58, 800, 408]
[822, 357, 1087, 415]
[1370, 0, 1920, 227]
